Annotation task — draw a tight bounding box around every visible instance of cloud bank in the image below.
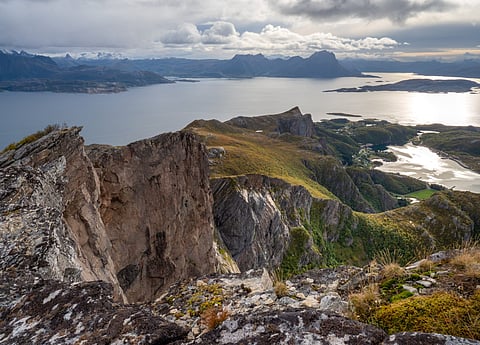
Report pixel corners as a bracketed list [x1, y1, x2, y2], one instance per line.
[160, 22, 400, 57]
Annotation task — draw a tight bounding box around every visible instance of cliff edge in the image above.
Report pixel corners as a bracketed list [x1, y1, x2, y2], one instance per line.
[0, 127, 216, 303]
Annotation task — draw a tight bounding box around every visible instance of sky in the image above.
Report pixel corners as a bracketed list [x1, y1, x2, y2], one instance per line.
[1, 0, 480, 60]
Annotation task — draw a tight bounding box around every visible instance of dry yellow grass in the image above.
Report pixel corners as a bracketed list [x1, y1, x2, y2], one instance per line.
[449, 247, 480, 277]
[381, 263, 406, 280]
[187, 121, 334, 199]
[349, 284, 380, 321]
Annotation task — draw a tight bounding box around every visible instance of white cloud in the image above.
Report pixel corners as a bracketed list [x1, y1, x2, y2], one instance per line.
[201, 22, 239, 44]
[161, 23, 202, 44]
[158, 23, 400, 57]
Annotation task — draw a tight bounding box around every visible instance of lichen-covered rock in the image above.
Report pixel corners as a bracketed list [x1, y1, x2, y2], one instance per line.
[382, 332, 480, 345]
[183, 309, 386, 345]
[0, 128, 119, 297]
[0, 277, 186, 345]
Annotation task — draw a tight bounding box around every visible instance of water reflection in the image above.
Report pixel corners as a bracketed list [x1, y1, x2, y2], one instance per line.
[376, 143, 480, 193]
[407, 92, 476, 126]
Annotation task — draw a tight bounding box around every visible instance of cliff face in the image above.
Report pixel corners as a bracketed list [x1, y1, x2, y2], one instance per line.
[212, 175, 305, 271]
[0, 128, 121, 298]
[87, 132, 216, 302]
[0, 128, 216, 302]
[211, 174, 355, 272]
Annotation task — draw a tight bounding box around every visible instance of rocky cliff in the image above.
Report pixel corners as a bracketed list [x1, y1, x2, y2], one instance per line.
[212, 175, 312, 271]
[226, 106, 315, 137]
[211, 174, 358, 273]
[87, 132, 216, 302]
[0, 128, 216, 303]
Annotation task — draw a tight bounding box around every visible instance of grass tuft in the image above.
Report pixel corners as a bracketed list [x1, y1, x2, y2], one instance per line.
[1, 124, 63, 154]
[349, 284, 380, 322]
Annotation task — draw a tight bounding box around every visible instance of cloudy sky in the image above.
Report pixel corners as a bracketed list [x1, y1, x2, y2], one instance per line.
[1, 0, 479, 60]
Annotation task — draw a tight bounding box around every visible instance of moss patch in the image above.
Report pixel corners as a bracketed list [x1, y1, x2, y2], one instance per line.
[373, 291, 480, 340]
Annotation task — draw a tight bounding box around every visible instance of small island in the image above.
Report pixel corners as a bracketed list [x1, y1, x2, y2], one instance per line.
[327, 112, 363, 118]
[326, 78, 480, 93]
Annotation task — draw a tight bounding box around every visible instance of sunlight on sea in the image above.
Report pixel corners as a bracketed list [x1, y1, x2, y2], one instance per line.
[376, 143, 480, 193]
[408, 92, 478, 126]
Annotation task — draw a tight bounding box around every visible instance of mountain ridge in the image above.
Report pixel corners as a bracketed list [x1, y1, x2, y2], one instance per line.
[52, 50, 363, 78]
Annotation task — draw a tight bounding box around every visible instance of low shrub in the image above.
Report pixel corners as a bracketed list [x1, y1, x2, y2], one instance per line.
[349, 284, 380, 322]
[200, 306, 229, 330]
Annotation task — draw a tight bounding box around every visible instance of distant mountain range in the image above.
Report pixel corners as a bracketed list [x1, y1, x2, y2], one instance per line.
[53, 50, 362, 79]
[0, 50, 172, 93]
[2, 49, 480, 93]
[0, 50, 364, 92]
[341, 58, 480, 78]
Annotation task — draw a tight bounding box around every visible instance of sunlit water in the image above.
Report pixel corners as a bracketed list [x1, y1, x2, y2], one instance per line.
[376, 143, 480, 193]
[1, 73, 479, 192]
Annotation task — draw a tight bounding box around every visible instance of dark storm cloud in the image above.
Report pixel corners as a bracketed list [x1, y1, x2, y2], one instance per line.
[383, 23, 480, 52]
[273, 0, 456, 24]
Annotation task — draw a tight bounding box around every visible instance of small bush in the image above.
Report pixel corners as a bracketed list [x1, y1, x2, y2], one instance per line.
[375, 249, 400, 266]
[200, 306, 229, 330]
[381, 263, 406, 280]
[448, 241, 480, 277]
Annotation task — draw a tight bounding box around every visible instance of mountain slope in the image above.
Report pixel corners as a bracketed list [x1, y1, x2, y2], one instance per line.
[185, 108, 480, 272]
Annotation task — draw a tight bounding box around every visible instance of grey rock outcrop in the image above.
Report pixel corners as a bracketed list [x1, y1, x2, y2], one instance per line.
[186, 309, 387, 344]
[226, 106, 315, 137]
[0, 277, 186, 344]
[0, 128, 216, 303]
[0, 128, 122, 298]
[211, 175, 314, 271]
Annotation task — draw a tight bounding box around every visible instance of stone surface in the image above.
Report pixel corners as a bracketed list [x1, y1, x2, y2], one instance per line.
[184, 309, 387, 345]
[87, 131, 216, 302]
[211, 174, 312, 271]
[0, 277, 186, 345]
[382, 332, 480, 345]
